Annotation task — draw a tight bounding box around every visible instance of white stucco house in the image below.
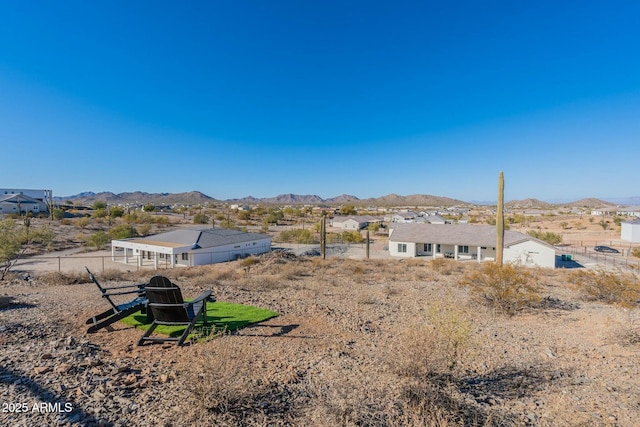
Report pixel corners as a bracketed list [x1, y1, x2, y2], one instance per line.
[389, 223, 557, 268]
[330, 215, 381, 230]
[0, 193, 49, 216]
[621, 219, 640, 243]
[617, 207, 640, 218]
[111, 228, 271, 268]
[390, 211, 419, 223]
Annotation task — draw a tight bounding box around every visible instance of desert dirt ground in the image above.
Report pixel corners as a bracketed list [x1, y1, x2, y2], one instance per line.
[2, 215, 640, 426]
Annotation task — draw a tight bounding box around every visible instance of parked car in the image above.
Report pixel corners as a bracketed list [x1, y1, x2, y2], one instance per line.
[594, 245, 620, 254]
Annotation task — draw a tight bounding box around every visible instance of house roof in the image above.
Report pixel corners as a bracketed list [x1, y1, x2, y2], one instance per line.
[129, 228, 270, 250]
[0, 193, 42, 204]
[389, 223, 554, 249]
[332, 215, 378, 223]
[623, 218, 640, 225]
[393, 212, 418, 219]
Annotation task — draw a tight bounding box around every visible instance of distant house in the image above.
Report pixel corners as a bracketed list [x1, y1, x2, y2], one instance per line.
[389, 223, 556, 268]
[0, 193, 49, 215]
[111, 228, 271, 268]
[621, 219, 640, 243]
[424, 214, 448, 225]
[591, 207, 618, 216]
[330, 215, 381, 230]
[617, 206, 640, 218]
[390, 211, 419, 223]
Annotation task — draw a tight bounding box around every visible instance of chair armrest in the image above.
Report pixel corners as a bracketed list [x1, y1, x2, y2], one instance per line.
[103, 283, 146, 290]
[185, 290, 212, 306]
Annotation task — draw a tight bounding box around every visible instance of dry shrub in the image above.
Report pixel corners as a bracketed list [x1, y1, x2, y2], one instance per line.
[395, 301, 474, 377]
[212, 268, 240, 282]
[304, 359, 466, 427]
[430, 258, 457, 275]
[279, 264, 307, 281]
[460, 263, 540, 316]
[187, 339, 305, 426]
[567, 269, 640, 307]
[38, 270, 90, 286]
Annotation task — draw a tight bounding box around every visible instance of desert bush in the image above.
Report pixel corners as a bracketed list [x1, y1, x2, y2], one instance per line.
[341, 230, 364, 243]
[193, 213, 209, 224]
[396, 301, 473, 376]
[109, 224, 137, 239]
[527, 230, 563, 245]
[277, 228, 315, 244]
[430, 258, 458, 275]
[74, 217, 91, 229]
[460, 263, 540, 315]
[38, 271, 90, 286]
[567, 269, 640, 307]
[137, 223, 152, 236]
[86, 231, 110, 250]
[632, 247, 640, 258]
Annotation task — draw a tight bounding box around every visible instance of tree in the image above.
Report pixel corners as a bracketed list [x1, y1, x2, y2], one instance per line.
[193, 213, 209, 224]
[109, 206, 125, 218]
[341, 230, 364, 243]
[93, 201, 107, 210]
[87, 231, 110, 250]
[0, 219, 54, 280]
[143, 204, 156, 213]
[340, 205, 357, 215]
[367, 222, 381, 232]
[109, 224, 137, 240]
[52, 208, 65, 221]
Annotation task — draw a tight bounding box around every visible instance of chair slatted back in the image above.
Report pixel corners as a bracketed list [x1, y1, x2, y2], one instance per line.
[146, 276, 189, 323]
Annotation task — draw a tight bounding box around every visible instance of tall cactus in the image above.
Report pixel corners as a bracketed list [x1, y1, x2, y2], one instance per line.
[496, 171, 505, 266]
[320, 215, 326, 260]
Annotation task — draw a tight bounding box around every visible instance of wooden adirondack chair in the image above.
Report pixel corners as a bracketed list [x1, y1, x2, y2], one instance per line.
[138, 275, 213, 347]
[85, 267, 150, 333]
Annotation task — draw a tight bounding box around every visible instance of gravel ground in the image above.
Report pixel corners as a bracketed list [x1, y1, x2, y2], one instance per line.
[2, 252, 640, 426]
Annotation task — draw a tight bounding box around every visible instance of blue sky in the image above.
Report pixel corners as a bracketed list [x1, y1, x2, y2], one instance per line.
[1, 1, 639, 202]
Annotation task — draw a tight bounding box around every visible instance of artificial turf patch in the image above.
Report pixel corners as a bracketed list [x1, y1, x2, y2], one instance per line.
[120, 301, 279, 339]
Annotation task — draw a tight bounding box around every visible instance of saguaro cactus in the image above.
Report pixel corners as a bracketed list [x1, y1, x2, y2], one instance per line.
[320, 215, 326, 260]
[496, 171, 505, 266]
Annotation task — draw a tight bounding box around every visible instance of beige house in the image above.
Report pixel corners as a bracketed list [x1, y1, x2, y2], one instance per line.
[389, 223, 557, 268]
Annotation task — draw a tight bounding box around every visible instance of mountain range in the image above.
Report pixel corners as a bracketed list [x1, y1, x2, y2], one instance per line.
[53, 191, 640, 208]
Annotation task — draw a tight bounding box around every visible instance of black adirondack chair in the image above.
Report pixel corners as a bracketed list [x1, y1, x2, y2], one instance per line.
[138, 276, 213, 347]
[85, 267, 150, 333]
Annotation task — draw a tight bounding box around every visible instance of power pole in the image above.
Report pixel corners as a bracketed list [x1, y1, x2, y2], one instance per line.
[496, 171, 505, 266]
[366, 230, 370, 259]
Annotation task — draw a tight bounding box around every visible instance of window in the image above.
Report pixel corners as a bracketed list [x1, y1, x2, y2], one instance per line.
[459, 245, 469, 254]
[398, 243, 407, 253]
[181, 253, 188, 261]
[436, 244, 441, 253]
[424, 243, 432, 252]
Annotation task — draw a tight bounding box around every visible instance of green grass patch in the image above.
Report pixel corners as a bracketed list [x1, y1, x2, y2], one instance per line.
[120, 301, 279, 340]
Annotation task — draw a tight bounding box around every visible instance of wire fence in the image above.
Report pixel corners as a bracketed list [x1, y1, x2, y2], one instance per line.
[560, 243, 640, 272]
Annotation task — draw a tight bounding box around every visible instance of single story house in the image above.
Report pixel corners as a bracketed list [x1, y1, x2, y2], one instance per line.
[111, 228, 271, 268]
[591, 207, 618, 216]
[621, 218, 640, 243]
[617, 207, 640, 218]
[424, 214, 448, 224]
[330, 215, 381, 230]
[390, 211, 419, 223]
[0, 193, 49, 215]
[389, 223, 556, 268]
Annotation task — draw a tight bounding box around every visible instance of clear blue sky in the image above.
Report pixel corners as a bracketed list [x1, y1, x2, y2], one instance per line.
[1, 1, 639, 202]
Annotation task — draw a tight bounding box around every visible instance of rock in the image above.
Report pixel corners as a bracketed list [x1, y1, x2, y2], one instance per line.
[34, 366, 52, 375]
